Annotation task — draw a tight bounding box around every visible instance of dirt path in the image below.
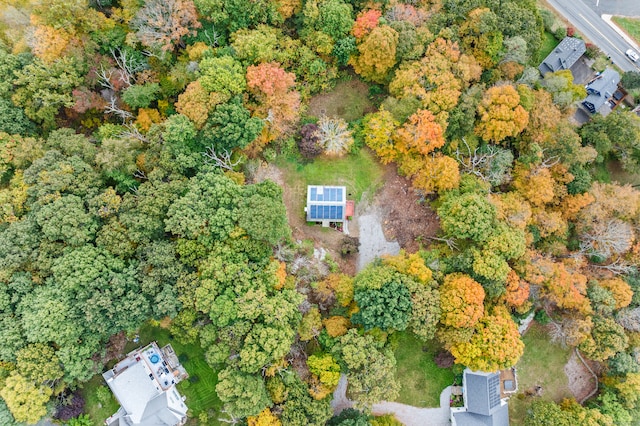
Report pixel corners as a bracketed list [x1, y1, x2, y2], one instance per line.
[331, 374, 353, 414]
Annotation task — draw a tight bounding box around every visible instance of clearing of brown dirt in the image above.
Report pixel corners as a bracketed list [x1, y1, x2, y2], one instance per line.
[564, 350, 598, 403]
[377, 164, 440, 253]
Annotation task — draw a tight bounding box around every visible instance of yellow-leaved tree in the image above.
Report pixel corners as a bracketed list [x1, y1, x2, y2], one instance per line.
[450, 306, 524, 371]
[475, 85, 529, 144]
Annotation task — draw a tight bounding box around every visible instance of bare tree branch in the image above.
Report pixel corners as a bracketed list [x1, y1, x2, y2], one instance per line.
[120, 123, 151, 144]
[110, 47, 146, 87]
[590, 258, 637, 275]
[104, 96, 134, 122]
[203, 27, 221, 47]
[579, 219, 634, 260]
[202, 147, 242, 171]
[96, 66, 116, 91]
[426, 236, 458, 251]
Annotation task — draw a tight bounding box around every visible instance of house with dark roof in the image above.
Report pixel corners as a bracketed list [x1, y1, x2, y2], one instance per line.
[103, 342, 189, 426]
[305, 185, 354, 228]
[582, 68, 621, 114]
[539, 37, 586, 76]
[450, 369, 510, 426]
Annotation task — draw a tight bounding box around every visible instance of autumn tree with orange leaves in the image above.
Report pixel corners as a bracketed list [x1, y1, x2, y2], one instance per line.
[394, 109, 445, 156]
[389, 38, 481, 125]
[246, 62, 301, 140]
[352, 9, 381, 39]
[440, 273, 485, 328]
[524, 254, 592, 314]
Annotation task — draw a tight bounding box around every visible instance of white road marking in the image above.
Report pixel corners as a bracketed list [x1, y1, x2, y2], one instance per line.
[579, 13, 624, 56]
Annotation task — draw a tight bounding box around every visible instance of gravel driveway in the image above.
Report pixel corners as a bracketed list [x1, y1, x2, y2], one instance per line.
[332, 374, 453, 425]
[357, 204, 400, 272]
[372, 386, 452, 426]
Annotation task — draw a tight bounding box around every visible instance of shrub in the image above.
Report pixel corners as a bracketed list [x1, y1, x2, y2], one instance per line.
[298, 123, 323, 159]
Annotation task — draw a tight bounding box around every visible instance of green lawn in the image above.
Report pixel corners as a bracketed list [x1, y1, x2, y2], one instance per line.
[612, 16, 640, 44]
[535, 31, 561, 64]
[606, 159, 640, 186]
[509, 323, 573, 425]
[78, 375, 121, 426]
[278, 148, 385, 212]
[393, 332, 454, 408]
[82, 323, 222, 426]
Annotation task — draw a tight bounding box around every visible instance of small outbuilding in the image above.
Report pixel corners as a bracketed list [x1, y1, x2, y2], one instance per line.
[305, 185, 349, 227]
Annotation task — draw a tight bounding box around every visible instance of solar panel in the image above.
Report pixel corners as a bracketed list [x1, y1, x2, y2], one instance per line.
[308, 204, 344, 220]
[488, 374, 501, 409]
[309, 186, 347, 202]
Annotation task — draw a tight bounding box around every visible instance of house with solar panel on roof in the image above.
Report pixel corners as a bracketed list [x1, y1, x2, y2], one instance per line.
[450, 369, 510, 426]
[305, 185, 355, 232]
[103, 342, 189, 426]
[538, 37, 586, 76]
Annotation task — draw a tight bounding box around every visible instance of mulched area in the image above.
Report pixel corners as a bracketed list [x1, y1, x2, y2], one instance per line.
[378, 164, 440, 253]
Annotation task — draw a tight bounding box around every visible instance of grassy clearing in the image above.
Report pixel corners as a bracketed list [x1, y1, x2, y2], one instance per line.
[535, 31, 560, 64]
[82, 323, 222, 426]
[612, 16, 640, 44]
[393, 332, 454, 408]
[606, 159, 640, 186]
[278, 148, 385, 216]
[78, 375, 120, 426]
[509, 323, 573, 425]
[307, 77, 375, 122]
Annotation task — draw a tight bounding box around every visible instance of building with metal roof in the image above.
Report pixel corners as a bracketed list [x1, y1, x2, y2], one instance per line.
[538, 37, 586, 76]
[305, 185, 347, 226]
[450, 369, 510, 426]
[103, 342, 188, 426]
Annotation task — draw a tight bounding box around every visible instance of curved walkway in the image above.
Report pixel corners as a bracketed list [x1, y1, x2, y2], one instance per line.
[332, 374, 452, 426]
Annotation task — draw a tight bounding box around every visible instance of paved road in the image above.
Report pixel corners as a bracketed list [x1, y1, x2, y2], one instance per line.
[547, 0, 640, 72]
[583, 0, 640, 17]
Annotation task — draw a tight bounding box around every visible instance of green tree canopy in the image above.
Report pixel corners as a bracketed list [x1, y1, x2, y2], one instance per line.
[352, 281, 412, 331]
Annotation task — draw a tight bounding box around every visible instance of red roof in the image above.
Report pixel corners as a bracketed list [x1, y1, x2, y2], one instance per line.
[346, 200, 355, 217]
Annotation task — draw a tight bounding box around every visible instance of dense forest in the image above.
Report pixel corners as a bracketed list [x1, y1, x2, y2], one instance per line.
[1, 0, 640, 424]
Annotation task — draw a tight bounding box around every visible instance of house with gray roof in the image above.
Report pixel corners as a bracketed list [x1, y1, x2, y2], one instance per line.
[539, 37, 586, 76]
[582, 68, 621, 114]
[450, 369, 510, 426]
[103, 342, 189, 426]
